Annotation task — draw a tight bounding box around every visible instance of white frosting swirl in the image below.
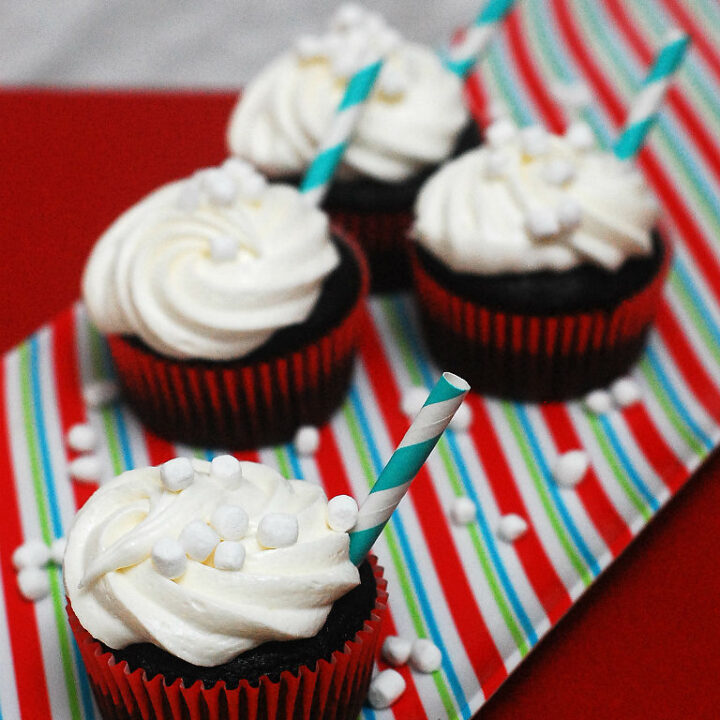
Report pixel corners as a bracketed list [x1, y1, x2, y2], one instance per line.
[227, 6, 468, 183]
[414, 121, 659, 274]
[82, 160, 339, 360]
[64, 459, 360, 667]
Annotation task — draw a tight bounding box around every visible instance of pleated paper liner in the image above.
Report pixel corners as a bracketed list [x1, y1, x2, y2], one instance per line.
[68, 557, 387, 720]
[410, 233, 672, 401]
[108, 235, 369, 450]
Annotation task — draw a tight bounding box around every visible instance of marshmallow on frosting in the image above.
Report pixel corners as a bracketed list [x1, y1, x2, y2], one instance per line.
[63, 458, 360, 667]
[227, 5, 468, 183]
[82, 160, 339, 360]
[413, 121, 659, 274]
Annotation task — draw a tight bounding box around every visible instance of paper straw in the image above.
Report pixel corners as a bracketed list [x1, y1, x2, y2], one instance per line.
[614, 29, 690, 160]
[443, 0, 518, 78]
[348, 372, 470, 566]
[299, 55, 385, 206]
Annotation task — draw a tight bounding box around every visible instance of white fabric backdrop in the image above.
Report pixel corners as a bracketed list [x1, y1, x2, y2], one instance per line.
[0, 1, 477, 88]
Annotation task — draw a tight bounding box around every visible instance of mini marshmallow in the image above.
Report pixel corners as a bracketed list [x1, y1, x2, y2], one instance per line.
[520, 125, 550, 158]
[332, 2, 365, 29]
[66, 423, 97, 452]
[378, 27, 401, 54]
[486, 118, 517, 147]
[211, 505, 249, 541]
[483, 149, 509, 179]
[401, 386, 427, 418]
[542, 159, 576, 186]
[179, 520, 220, 562]
[557, 197, 583, 230]
[367, 669, 406, 710]
[449, 402, 472, 433]
[176, 179, 202, 211]
[332, 46, 364, 79]
[17, 567, 50, 601]
[49, 536, 67, 565]
[202, 168, 237, 206]
[610, 377, 642, 408]
[295, 34, 324, 60]
[327, 495, 358, 533]
[211, 455, 243, 488]
[294, 425, 320, 456]
[213, 541, 246, 571]
[381, 635, 412, 667]
[553, 450, 590, 488]
[12, 539, 50, 570]
[152, 538, 187, 579]
[410, 638, 442, 673]
[565, 121, 595, 151]
[69, 455, 102, 483]
[209, 235, 238, 263]
[449, 496, 476, 526]
[222, 157, 253, 179]
[526, 207, 560, 239]
[160, 457, 194, 492]
[584, 388, 612, 415]
[82, 379, 119, 408]
[496, 514, 528, 543]
[257, 513, 299, 549]
[379, 67, 406, 98]
[240, 172, 267, 202]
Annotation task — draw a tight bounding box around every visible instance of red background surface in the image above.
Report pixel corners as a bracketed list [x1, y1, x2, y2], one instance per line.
[1, 89, 719, 719]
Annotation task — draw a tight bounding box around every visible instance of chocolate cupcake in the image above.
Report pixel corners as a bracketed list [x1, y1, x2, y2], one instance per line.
[64, 456, 387, 720]
[82, 159, 368, 448]
[227, 4, 479, 292]
[410, 120, 670, 401]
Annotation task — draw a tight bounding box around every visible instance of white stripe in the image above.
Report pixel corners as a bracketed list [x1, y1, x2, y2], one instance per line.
[399, 396, 464, 448]
[449, 23, 495, 65]
[0, 563, 21, 720]
[626, 78, 670, 124]
[353, 482, 412, 533]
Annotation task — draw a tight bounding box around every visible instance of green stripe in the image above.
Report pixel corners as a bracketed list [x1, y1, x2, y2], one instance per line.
[272, 447, 292, 479]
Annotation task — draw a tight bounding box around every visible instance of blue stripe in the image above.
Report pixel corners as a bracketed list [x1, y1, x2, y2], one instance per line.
[476, 0, 516, 24]
[300, 143, 346, 192]
[348, 387, 469, 718]
[390, 298, 539, 645]
[338, 60, 383, 110]
[674, 257, 720, 347]
[614, 116, 656, 159]
[644, 35, 690, 84]
[285, 444, 304, 479]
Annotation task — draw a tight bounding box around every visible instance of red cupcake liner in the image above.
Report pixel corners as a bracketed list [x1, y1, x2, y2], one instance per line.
[328, 208, 413, 293]
[410, 235, 672, 401]
[108, 238, 369, 450]
[68, 557, 387, 720]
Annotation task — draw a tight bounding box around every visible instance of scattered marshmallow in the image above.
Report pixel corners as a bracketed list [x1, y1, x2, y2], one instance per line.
[449, 496, 476, 526]
[381, 635, 412, 667]
[553, 450, 590, 488]
[213, 541, 246, 571]
[209, 235, 239, 263]
[152, 538, 187, 579]
[542, 159, 576, 186]
[66, 423, 97, 453]
[160, 457, 194, 492]
[483, 149, 509, 179]
[211, 455, 243, 488]
[211, 505, 249, 541]
[565, 121, 595, 151]
[17, 567, 50, 601]
[12, 540, 50, 570]
[556, 196, 583, 230]
[584, 388, 612, 415]
[449, 402, 472, 433]
[327, 495, 359, 533]
[294, 425, 320, 457]
[367, 669, 406, 710]
[520, 125, 550, 158]
[486, 118, 517, 147]
[409, 638, 442, 674]
[202, 169, 237, 206]
[496, 514, 528, 543]
[401, 386, 427, 418]
[257, 513, 299, 549]
[82, 379, 119, 408]
[49, 537, 67, 565]
[180, 520, 220, 562]
[69, 455, 102, 483]
[526, 207, 560, 239]
[610, 377, 642, 408]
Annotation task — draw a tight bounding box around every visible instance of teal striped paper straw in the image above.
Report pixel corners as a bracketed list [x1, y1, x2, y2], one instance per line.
[300, 56, 385, 206]
[349, 372, 470, 566]
[443, 0, 518, 78]
[614, 30, 690, 160]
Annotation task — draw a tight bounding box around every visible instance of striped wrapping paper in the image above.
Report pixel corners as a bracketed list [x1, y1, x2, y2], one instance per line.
[2, 1, 720, 718]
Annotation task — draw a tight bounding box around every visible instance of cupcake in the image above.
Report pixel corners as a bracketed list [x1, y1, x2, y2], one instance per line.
[410, 120, 670, 401]
[64, 456, 387, 720]
[82, 159, 368, 449]
[227, 4, 479, 292]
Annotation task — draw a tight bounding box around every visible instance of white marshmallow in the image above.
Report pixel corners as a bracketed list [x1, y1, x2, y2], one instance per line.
[202, 168, 237, 206]
[483, 149, 509, 179]
[553, 450, 590, 488]
[209, 235, 239, 263]
[381, 635, 412, 667]
[486, 118, 517, 147]
[17, 567, 50, 601]
[257, 513, 299, 549]
[241, 172, 267, 202]
[557, 197, 583, 230]
[49, 536, 67, 565]
[211, 455, 243, 488]
[152, 538, 187, 579]
[496, 514, 528, 543]
[379, 67, 406, 98]
[179, 520, 220, 562]
[584, 389, 612, 415]
[520, 125, 550, 158]
[295, 34, 324, 60]
[66, 423, 97, 452]
[367, 669, 406, 709]
[294, 425, 320, 456]
[332, 2, 365, 30]
[400, 386, 427, 418]
[449, 402, 472, 433]
[69, 455, 102, 483]
[82, 379, 119, 408]
[211, 505, 249, 541]
[449, 496, 476, 526]
[222, 157, 253, 178]
[542, 159, 576, 186]
[565, 121, 595, 151]
[160, 457, 194, 492]
[610, 377, 642, 408]
[526, 207, 560, 239]
[12, 539, 50, 570]
[327, 495, 358, 533]
[213, 541, 246, 571]
[176, 179, 202, 211]
[410, 638, 442, 673]
[378, 27, 401, 54]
